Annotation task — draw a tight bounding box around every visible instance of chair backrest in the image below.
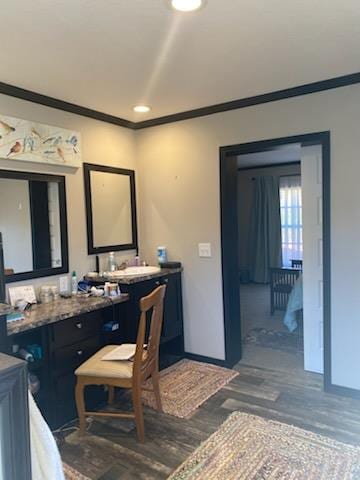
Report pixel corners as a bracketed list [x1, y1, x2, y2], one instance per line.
[291, 259, 303, 270]
[133, 285, 166, 382]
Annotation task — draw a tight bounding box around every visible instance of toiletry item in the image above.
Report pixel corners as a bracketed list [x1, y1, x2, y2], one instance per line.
[102, 320, 120, 332]
[78, 281, 90, 294]
[95, 255, 100, 273]
[16, 299, 30, 311]
[135, 256, 140, 267]
[108, 252, 117, 272]
[50, 285, 59, 300]
[39, 286, 52, 304]
[90, 286, 104, 297]
[6, 312, 25, 323]
[71, 271, 78, 295]
[27, 344, 43, 360]
[19, 348, 34, 363]
[157, 246, 168, 265]
[87, 272, 98, 278]
[104, 282, 120, 297]
[59, 275, 69, 295]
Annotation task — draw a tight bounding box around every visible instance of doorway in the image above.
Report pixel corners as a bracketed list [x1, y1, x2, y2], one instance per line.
[220, 132, 331, 390]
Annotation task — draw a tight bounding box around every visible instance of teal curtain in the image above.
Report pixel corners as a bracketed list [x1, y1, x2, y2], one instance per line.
[249, 176, 282, 283]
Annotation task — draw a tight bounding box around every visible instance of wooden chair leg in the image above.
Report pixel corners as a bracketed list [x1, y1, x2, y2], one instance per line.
[132, 384, 145, 442]
[151, 369, 162, 412]
[75, 378, 86, 435]
[108, 386, 115, 405]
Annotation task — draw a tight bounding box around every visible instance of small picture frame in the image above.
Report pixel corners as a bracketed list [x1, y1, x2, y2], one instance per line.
[8, 285, 37, 307]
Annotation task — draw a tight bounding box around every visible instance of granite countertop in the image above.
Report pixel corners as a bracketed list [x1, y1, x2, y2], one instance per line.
[0, 303, 14, 316]
[7, 293, 129, 336]
[85, 267, 183, 285]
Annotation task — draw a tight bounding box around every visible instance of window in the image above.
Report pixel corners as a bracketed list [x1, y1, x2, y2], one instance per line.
[279, 175, 302, 268]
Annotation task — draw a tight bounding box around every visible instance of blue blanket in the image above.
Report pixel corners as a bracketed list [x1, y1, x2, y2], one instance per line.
[283, 274, 303, 332]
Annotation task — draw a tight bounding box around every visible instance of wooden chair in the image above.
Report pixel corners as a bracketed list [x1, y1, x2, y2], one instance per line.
[269, 268, 300, 314]
[290, 259, 303, 270]
[74, 285, 166, 442]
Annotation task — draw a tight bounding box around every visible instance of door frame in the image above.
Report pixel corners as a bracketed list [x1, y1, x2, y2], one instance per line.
[220, 131, 331, 391]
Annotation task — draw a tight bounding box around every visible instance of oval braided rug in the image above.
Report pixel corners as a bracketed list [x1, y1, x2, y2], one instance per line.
[169, 412, 360, 479]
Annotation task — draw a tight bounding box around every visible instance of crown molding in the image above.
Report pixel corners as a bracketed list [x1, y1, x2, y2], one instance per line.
[134, 72, 360, 129]
[0, 81, 135, 129]
[1, 72, 360, 131]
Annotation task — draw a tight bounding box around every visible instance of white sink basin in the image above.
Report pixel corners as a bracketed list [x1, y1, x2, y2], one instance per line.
[106, 266, 161, 277]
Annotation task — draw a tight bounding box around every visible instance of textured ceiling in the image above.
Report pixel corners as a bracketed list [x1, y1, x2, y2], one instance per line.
[1, 0, 360, 121]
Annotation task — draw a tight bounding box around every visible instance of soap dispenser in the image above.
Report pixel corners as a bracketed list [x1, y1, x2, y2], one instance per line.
[71, 271, 78, 295]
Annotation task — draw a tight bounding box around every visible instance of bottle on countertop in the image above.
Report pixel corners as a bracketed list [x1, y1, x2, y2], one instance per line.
[19, 348, 34, 363]
[108, 252, 117, 272]
[157, 246, 168, 265]
[71, 271, 78, 295]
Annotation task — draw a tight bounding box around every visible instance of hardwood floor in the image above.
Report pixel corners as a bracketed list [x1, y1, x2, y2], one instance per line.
[60, 354, 360, 479]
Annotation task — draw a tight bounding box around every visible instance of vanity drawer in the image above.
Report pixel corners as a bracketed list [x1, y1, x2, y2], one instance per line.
[53, 335, 100, 372]
[52, 311, 103, 349]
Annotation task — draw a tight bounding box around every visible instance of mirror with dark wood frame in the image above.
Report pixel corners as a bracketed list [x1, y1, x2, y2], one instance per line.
[0, 169, 69, 283]
[83, 163, 138, 255]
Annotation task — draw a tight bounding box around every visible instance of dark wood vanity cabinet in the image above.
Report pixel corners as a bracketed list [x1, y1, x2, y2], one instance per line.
[119, 272, 184, 365]
[47, 304, 126, 427]
[8, 271, 184, 429]
[9, 303, 126, 429]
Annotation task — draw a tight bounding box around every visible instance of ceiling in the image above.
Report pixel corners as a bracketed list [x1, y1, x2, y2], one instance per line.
[1, 1, 360, 121]
[237, 144, 301, 168]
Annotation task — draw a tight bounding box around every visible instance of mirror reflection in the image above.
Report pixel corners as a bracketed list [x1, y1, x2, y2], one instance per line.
[0, 176, 65, 277]
[90, 171, 132, 248]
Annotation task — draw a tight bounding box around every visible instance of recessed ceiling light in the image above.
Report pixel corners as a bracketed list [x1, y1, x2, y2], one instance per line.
[171, 0, 204, 12]
[133, 105, 151, 113]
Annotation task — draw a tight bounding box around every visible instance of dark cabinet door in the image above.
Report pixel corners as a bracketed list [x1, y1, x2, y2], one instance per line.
[0, 354, 31, 480]
[52, 370, 105, 428]
[121, 278, 159, 342]
[161, 274, 184, 341]
[121, 272, 184, 349]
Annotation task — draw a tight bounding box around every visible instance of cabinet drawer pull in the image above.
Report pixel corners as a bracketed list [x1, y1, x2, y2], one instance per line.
[77, 350, 83, 356]
[155, 281, 160, 286]
[163, 278, 169, 284]
[76, 322, 83, 329]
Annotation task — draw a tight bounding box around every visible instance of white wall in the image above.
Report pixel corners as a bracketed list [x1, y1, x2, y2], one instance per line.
[136, 84, 360, 390]
[0, 93, 137, 295]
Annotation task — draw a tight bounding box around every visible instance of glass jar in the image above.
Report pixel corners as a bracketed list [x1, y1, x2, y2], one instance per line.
[39, 286, 52, 304]
[51, 285, 59, 300]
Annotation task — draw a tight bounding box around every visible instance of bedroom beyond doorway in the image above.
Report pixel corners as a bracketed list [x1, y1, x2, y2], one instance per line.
[237, 147, 305, 373]
[220, 136, 327, 380]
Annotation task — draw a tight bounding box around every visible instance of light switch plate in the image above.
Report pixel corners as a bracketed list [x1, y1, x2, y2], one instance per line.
[198, 243, 211, 258]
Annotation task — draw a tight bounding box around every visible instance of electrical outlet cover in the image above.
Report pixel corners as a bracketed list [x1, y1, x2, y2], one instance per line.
[198, 243, 211, 257]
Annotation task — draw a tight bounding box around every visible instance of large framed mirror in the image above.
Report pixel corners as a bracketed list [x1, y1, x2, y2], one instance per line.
[83, 163, 138, 254]
[0, 169, 69, 283]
